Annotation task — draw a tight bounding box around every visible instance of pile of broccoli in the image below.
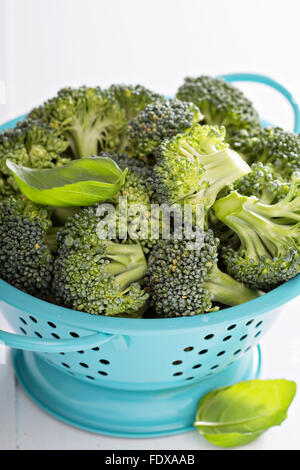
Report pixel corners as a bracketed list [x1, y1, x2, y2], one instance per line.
[1, 76, 299, 318]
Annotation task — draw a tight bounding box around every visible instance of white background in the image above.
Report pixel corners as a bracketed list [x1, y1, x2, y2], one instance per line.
[0, 0, 300, 451]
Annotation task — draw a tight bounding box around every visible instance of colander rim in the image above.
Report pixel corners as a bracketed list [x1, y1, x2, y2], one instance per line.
[0, 275, 299, 335]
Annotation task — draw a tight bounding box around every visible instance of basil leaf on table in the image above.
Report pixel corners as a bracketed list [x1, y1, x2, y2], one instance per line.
[194, 379, 296, 448]
[6, 157, 127, 207]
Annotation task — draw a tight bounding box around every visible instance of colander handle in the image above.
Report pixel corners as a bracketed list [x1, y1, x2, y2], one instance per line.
[0, 329, 128, 353]
[219, 73, 300, 134]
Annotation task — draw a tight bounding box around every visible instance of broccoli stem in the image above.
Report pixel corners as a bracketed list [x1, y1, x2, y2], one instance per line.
[214, 191, 300, 259]
[202, 267, 263, 306]
[181, 145, 250, 208]
[103, 241, 147, 286]
[66, 127, 99, 158]
[44, 227, 60, 252]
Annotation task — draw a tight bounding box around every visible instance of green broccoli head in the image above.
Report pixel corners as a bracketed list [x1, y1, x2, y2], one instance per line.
[107, 84, 164, 153]
[234, 162, 290, 204]
[231, 126, 300, 178]
[29, 86, 126, 158]
[0, 196, 54, 296]
[153, 124, 251, 213]
[176, 76, 260, 138]
[126, 99, 203, 157]
[53, 205, 149, 316]
[0, 118, 70, 200]
[107, 84, 164, 122]
[213, 180, 300, 290]
[146, 229, 261, 317]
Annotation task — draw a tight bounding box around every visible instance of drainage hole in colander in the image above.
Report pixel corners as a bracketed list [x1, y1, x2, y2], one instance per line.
[86, 376, 95, 380]
[70, 332, 79, 338]
[255, 321, 263, 328]
[204, 334, 214, 340]
[223, 335, 232, 342]
[199, 349, 208, 355]
[19, 317, 27, 325]
[173, 372, 183, 376]
[255, 331, 262, 338]
[184, 346, 194, 352]
[227, 324, 236, 330]
[51, 333, 60, 339]
[98, 371, 108, 376]
[211, 365, 219, 370]
[29, 316, 37, 323]
[78, 351, 84, 354]
[92, 347, 100, 351]
[60, 352, 65, 355]
[99, 359, 110, 365]
[19, 327, 27, 335]
[186, 377, 194, 381]
[217, 350, 225, 356]
[34, 331, 42, 338]
[79, 362, 89, 368]
[246, 319, 254, 326]
[234, 349, 241, 356]
[193, 364, 202, 369]
[61, 363, 70, 368]
[48, 322, 56, 328]
[240, 335, 248, 341]
[172, 360, 182, 366]
[245, 346, 252, 352]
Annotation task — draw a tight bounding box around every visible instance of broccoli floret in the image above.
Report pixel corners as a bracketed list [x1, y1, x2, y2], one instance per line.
[153, 124, 251, 214]
[234, 162, 289, 204]
[126, 99, 203, 157]
[176, 76, 260, 138]
[53, 206, 149, 316]
[107, 84, 164, 153]
[213, 178, 300, 290]
[146, 229, 261, 317]
[0, 118, 70, 200]
[29, 86, 126, 158]
[107, 84, 164, 123]
[0, 196, 54, 296]
[231, 127, 300, 178]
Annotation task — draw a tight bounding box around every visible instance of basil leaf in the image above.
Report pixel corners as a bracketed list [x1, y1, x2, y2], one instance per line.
[6, 157, 127, 207]
[194, 379, 296, 448]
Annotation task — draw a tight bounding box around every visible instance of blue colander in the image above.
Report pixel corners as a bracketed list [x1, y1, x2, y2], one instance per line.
[0, 73, 299, 437]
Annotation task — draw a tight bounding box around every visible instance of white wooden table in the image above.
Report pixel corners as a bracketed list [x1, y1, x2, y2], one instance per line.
[1, 298, 300, 450]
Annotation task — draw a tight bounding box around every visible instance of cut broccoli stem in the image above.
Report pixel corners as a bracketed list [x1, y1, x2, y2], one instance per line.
[203, 267, 263, 306]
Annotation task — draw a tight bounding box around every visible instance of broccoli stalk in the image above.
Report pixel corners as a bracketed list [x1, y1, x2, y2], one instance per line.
[213, 185, 300, 290]
[202, 267, 263, 306]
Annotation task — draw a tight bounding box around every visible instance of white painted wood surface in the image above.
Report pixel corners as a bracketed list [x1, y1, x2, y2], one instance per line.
[0, 0, 300, 450]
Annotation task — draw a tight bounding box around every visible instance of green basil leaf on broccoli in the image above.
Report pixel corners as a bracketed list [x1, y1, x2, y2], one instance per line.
[6, 157, 127, 207]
